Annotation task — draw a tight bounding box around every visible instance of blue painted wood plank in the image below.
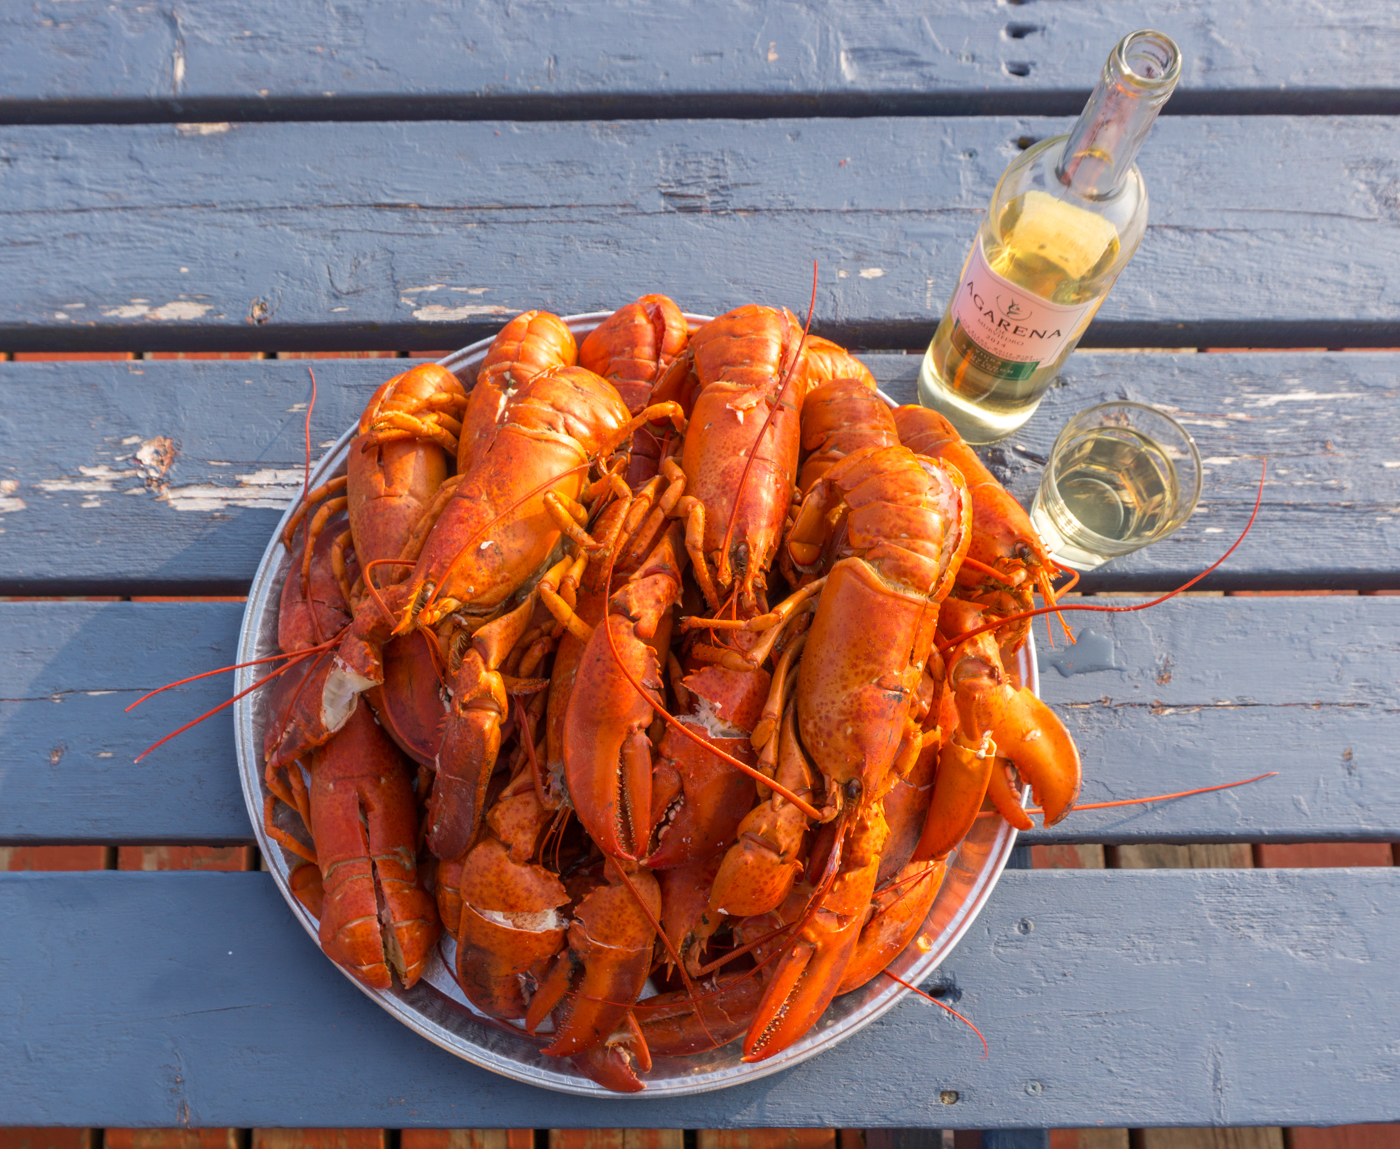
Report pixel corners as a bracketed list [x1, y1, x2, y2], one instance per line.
[3, 351, 1398, 595]
[0, 602, 248, 844]
[4, 597, 1399, 845]
[1, 869, 1395, 1126]
[2, 118, 1399, 352]
[0, 1, 1396, 123]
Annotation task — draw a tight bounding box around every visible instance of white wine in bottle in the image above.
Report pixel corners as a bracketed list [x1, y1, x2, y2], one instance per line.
[918, 30, 1181, 443]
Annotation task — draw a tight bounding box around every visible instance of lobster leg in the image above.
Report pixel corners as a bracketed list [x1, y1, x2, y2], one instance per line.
[708, 700, 814, 917]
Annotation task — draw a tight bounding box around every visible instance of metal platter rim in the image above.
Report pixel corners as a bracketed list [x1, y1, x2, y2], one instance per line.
[234, 311, 1028, 1097]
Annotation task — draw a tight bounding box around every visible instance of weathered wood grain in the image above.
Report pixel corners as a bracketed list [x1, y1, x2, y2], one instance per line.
[0, 358, 389, 595]
[4, 117, 1400, 352]
[3, 597, 1397, 845]
[1, 1, 1398, 124]
[3, 350, 1396, 595]
[1, 869, 1395, 1126]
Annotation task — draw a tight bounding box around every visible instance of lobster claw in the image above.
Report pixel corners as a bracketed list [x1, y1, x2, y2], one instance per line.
[912, 735, 996, 862]
[658, 858, 724, 978]
[565, 526, 685, 861]
[366, 631, 444, 767]
[263, 648, 368, 771]
[536, 862, 661, 1059]
[978, 688, 1081, 826]
[570, 1012, 652, 1093]
[427, 593, 539, 860]
[947, 629, 1082, 827]
[645, 665, 770, 870]
[741, 803, 888, 1062]
[452, 837, 569, 1020]
[708, 700, 813, 918]
[308, 705, 440, 991]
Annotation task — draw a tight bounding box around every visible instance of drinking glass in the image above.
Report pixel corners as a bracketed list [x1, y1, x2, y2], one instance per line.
[1030, 401, 1202, 570]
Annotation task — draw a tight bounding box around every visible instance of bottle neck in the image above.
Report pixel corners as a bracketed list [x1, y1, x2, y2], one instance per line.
[1057, 30, 1181, 199]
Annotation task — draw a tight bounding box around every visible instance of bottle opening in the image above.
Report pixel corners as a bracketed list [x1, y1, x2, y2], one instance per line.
[1114, 30, 1181, 91]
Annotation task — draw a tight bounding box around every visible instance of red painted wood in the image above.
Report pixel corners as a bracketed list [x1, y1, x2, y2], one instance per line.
[1254, 843, 1395, 868]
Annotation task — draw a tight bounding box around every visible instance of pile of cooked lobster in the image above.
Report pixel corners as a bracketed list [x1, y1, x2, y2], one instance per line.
[259, 297, 1081, 1092]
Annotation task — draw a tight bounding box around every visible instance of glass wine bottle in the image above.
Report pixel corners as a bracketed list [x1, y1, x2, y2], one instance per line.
[917, 29, 1182, 444]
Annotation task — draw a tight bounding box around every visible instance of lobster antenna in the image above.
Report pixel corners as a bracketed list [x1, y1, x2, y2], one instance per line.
[937, 459, 1267, 654]
[123, 644, 330, 711]
[715, 262, 820, 588]
[980, 770, 1279, 817]
[880, 969, 988, 1059]
[303, 368, 317, 508]
[132, 647, 320, 763]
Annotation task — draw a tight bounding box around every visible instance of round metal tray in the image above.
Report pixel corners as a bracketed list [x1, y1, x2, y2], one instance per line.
[234, 312, 1033, 1096]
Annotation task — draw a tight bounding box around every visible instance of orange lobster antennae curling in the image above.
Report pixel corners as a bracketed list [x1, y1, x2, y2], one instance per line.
[937, 459, 1268, 655]
[880, 969, 988, 1059]
[992, 770, 1279, 817]
[131, 646, 324, 763]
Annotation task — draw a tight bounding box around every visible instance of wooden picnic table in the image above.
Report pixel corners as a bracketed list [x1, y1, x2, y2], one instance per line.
[2, 0, 1398, 1135]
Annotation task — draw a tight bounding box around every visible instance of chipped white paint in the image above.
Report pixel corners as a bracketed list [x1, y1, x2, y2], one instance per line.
[149, 301, 212, 320]
[162, 468, 304, 512]
[176, 123, 232, 136]
[35, 465, 133, 494]
[120, 436, 143, 446]
[450, 287, 492, 294]
[401, 285, 446, 294]
[859, 268, 885, 279]
[1383, 462, 1400, 469]
[0, 479, 25, 513]
[1242, 390, 1364, 408]
[412, 303, 510, 321]
[838, 270, 849, 278]
[100, 301, 213, 321]
[54, 312, 68, 320]
[1202, 456, 1241, 466]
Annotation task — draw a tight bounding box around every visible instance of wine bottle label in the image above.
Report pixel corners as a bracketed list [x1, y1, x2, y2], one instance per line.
[947, 242, 1096, 382]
